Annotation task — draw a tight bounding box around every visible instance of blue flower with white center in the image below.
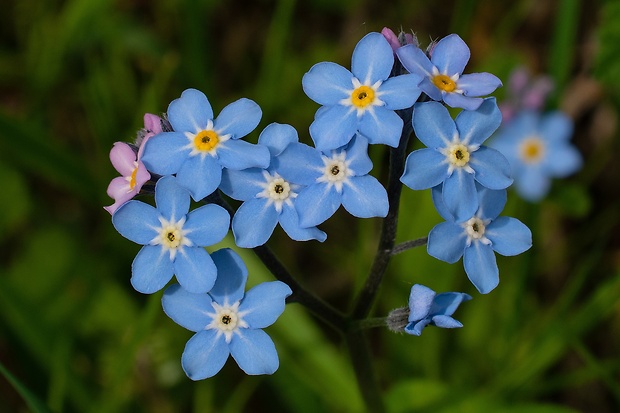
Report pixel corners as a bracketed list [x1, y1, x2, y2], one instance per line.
[302, 32, 422, 152]
[276, 134, 388, 228]
[405, 284, 471, 336]
[220, 123, 327, 248]
[401, 98, 512, 222]
[112, 175, 230, 294]
[489, 110, 582, 202]
[141, 88, 270, 201]
[161, 248, 292, 380]
[396, 33, 502, 110]
[427, 184, 532, 294]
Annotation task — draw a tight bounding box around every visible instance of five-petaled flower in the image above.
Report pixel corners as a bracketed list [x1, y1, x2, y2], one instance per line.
[302, 32, 422, 152]
[427, 184, 532, 294]
[162, 248, 292, 380]
[401, 98, 512, 222]
[112, 175, 230, 294]
[396, 34, 502, 110]
[141, 88, 270, 201]
[405, 284, 471, 336]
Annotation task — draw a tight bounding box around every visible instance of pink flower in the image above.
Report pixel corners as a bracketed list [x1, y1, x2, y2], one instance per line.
[381, 27, 418, 53]
[135, 113, 164, 157]
[500, 67, 554, 123]
[104, 142, 151, 215]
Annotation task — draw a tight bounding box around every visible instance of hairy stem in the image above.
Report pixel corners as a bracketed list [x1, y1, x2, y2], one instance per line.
[391, 236, 428, 256]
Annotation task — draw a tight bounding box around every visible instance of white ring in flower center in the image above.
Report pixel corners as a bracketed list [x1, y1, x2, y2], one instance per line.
[207, 301, 248, 343]
[151, 216, 192, 260]
[257, 171, 297, 213]
[439, 134, 478, 175]
[461, 216, 491, 246]
[317, 151, 354, 193]
[519, 135, 545, 164]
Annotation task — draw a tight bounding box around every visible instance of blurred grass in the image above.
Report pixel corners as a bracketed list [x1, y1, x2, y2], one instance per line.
[0, 0, 619, 412]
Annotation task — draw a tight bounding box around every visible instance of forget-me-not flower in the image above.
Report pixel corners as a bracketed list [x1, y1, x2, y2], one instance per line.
[401, 98, 512, 222]
[141, 88, 270, 201]
[162, 248, 292, 380]
[112, 175, 230, 294]
[302, 32, 422, 151]
[490, 110, 582, 202]
[396, 34, 502, 110]
[427, 184, 532, 294]
[405, 284, 471, 336]
[276, 134, 389, 228]
[220, 123, 327, 248]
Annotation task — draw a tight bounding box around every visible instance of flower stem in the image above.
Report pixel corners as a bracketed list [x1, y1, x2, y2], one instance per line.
[391, 236, 428, 256]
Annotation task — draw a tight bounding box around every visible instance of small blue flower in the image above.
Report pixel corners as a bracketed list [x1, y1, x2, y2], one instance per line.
[220, 123, 327, 248]
[162, 248, 292, 380]
[490, 110, 582, 202]
[396, 33, 502, 110]
[112, 175, 230, 294]
[302, 32, 422, 152]
[405, 284, 471, 336]
[141, 88, 270, 201]
[427, 184, 532, 294]
[401, 98, 512, 222]
[276, 134, 389, 227]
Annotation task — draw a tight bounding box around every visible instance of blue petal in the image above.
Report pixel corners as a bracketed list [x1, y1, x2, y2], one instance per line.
[412, 101, 457, 149]
[168, 89, 213, 133]
[309, 105, 357, 152]
[429, 292, 471, 317]
[427, 222, 467, 263]
[258, 123, 299, 157]
[162, 283, 213, 332]
[295, 184, 341, 227]
[540, 111, 573, 143]
[455, 98, 502, 146]
[486, 217, 532, 256]
[141, 132, 190, 175]
[182, 330, 229, 380]
[408, 284, 435, 322]
[302, 62, 353, 105]
[431, 315, 463, 329]
[239, 281, 292, 329]
[184, 204, 230, 246]
[155, 175, 191, 222]
[400, 149, 447, 190]
[220, 168, 265, 201]
[514, 165, 550, 202]
[232, 198, 279, 248]
[430, 184, 453, 221]
[344, 134, 373, 175]
[351, 32, 393, 84]
[476, 186, 507, 221]
[174, 247, 217, 294]
[131, 245, 174, 294]
[279, 204, 327, 242]
[176, 154, 222, 201]
[229, 329, 279, 375]
[341, 175, 388, 218]
[217, 140, 270, 170]
[405, 319, 430, 336]
[209, 248, 248, 305]
[214, 98, 262, 139]
[543, 144, 582, 177]
[359, 106, 404, 147]
[112, 201, 160, 244]
[431, 34, 470, 76]
[458, 73, 503, 96]
[396, 44, 434, 77]
[443, 169, 478, 222]
[470, 146, 513, 190]
[443, 93, 483, 110]
[379, 74, 423, 110]
[463, 242, 499, 294]
[277, 143, 323, 185]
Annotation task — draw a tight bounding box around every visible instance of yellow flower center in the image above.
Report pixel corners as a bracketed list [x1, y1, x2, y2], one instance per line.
[432, 74, 457, 93]
[448, 144, 470, 167]
[193, 130, 220, 152]
[351, 85, 376, 108]
[129, 167, 138, 190]
[160, 226, 183, 249]
[519, 136, 545, 164]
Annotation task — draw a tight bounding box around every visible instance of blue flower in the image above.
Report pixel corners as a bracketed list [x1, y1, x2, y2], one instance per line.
[220, 123, 327, 248]
[489, 110, 582, 202]
[396, 34, 502, 110]
[141, 88, 270, 201]
[427, 184, 532, 294]
[405, 284, 471, 336]
[276, 134, 389, 227]
[112, 175, 230, 294]
[302, 32, 422, 151]
[400, 98, 512, 222]
[161, 248, 292, 380]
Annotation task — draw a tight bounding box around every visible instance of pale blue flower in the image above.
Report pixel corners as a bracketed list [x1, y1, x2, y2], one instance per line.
[396, 33, 502, 110]
[141, 88, 270, 201]
[401, 98, 512, 222]
[112, 175, 230, 294]
[162, 248, 292, 380]
[405, 284, 471, 336]
[303, 32, 422, 151]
